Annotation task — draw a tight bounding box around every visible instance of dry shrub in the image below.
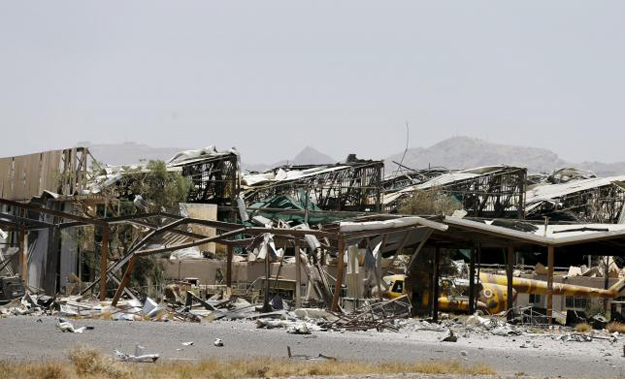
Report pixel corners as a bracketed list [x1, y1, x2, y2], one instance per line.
[136, 358, 495, 379]
[607, 322, 625, 333]
[67, 345, 129, 379]
[574, 323, 592, 333]
[0, 361, 72, 379]
[0, 354, 496, 379]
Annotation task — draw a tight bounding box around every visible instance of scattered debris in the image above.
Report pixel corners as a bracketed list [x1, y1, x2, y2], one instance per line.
[287, 346, 336, 361]
[442, 329, 458, 342]
[115, 345, 159, 363]
[57, 318, 89, 334]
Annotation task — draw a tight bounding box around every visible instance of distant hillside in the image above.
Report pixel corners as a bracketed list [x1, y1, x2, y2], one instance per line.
[241, 146, 336, 172]
[385, 136, 625, 176]
[84, 142, 185, 166]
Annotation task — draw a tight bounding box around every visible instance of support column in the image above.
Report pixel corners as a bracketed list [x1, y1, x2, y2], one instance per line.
[469, 246, 476, 314]
[226, 244, 233, 296]
[19, 228, 28, 285]
[331, 238, 345, 312]
[432, 246, 440, 322]
[112, 255, 137, 306]
[262, 245, 271, 312]
[294, 241, 302, 308]
[99, 225, 109, 301]
[547, 246, 554, 324]
[507, 246, 514, 321]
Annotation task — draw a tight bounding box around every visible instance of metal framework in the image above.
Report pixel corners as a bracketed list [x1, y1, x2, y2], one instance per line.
[177, 153, 239, 206]
[526, 183, 625, 223]
[381, 169, 448, 192]
[244, 160, 384, 212]
[386, 167, 527, 218]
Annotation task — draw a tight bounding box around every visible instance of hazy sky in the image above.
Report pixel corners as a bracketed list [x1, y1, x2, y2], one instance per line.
[1, 1, 624, 164]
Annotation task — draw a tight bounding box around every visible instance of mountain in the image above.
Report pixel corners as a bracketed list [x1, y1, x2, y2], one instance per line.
[81, 142, 185, 166]
[241, 146, 336, 172]
[384, 136, 625, 176]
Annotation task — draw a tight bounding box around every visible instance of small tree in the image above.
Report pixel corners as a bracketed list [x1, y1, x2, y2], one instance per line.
[75, 160, 190, 298]
[399, 187, 461, 216]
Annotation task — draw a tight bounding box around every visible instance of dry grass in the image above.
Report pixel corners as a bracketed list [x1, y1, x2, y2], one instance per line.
[606, 321, 625, 333]
[0, 345, 496, 379]
[574, 323, 592, 333]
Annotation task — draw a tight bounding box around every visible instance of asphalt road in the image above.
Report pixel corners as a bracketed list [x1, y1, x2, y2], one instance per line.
[0, 316, 623, 378]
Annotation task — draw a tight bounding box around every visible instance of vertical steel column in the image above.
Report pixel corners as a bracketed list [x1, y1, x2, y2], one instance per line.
[294, 240, 302, 308]
[506, 246, 514, 321]
[332, 238, 346, 312]
[19, 228, 28, 285]
[469, 246, 476, 314]
[99, 225, 109, 301]
[432, 246, 440, 322]
[547, 246, 555, 325]
[226, 244, 233, 296]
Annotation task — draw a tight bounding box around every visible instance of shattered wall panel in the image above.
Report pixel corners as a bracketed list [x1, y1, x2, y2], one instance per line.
[0, 148, 88, 201]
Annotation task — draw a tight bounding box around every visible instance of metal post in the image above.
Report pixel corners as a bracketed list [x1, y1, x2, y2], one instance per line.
[507, 246, 514, 321]
[603, 256, 610, 313]
[547, 246, 554, 324]
[332, 238, 345, 312]
[469, 246, 476, 314]
[262, 246, 271, 312]
[112, 255, 138, 306]
[294, 241, 302, 308]
[19, 228, 28, 285]
[226, 244, 233, 296]
[432, 246, 440, 322]
[99, 225, 109, 301]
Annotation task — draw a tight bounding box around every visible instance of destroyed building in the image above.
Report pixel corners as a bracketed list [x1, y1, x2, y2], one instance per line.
[0, 145, 624, 338]
[525, 175, 625, 223]
[242, 155, 384, 213]
[167, 146, 240, 221]
[383, 165, 527, 219]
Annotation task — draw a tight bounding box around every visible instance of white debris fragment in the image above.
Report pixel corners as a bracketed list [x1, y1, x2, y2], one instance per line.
[214, 338, 224, 347]
[57, 319, 87, 333]
[115, 345, 159, 363]
[181, 341, 194, 346]
[287, 323, 311, 335]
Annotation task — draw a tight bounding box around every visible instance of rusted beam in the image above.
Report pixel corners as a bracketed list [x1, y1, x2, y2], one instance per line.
[226, 244, 233, 296]
[331, 238, 345, 312]
[432, 246, 440, 322]
[294, 240, 302, 308]
[99, 225, 109, 301]
[0, 198, 106, 226]
[506, 246, 514, 321]
[547, 246, 555, 324]
[134, 228, 246, 257]
[19, 228, 28, 285]
[469, 246, 476, 314]
[111, 255, 138, 306]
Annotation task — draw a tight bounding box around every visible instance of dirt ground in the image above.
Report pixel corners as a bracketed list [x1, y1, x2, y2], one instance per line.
[0, 316, 623, 378]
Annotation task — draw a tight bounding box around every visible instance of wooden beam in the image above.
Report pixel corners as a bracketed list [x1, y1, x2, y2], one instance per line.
[506, 246, 514, 321]
[99, 225, 109, 301]
[294, 240, 302, 308]
[331, 238, 345, 312]
[547, 245, 555, 324]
